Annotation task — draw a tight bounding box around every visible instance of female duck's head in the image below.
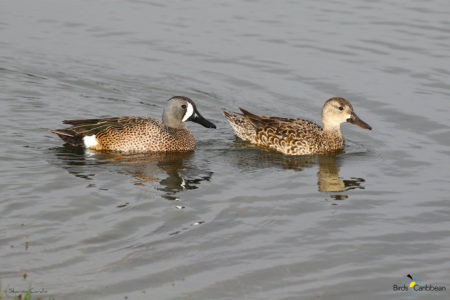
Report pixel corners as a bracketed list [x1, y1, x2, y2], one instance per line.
[321, 97, 371, 131]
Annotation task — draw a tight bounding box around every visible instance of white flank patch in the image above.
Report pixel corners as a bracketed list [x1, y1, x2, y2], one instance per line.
[182, 102, 194, 122]
[83, 135, 98, 148]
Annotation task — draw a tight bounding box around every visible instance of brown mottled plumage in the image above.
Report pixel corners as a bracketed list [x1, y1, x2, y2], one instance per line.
[223, 97, 371, 155]
[51, 96, 216, 153]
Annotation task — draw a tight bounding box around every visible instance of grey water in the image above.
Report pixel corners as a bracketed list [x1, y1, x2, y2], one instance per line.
[1, 0, 450, 299]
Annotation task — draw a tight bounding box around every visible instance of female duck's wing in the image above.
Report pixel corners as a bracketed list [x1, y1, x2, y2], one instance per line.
[239, 108, 321, 131]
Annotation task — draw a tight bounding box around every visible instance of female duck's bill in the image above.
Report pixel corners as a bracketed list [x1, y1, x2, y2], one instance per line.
[346, 112, 372, 130]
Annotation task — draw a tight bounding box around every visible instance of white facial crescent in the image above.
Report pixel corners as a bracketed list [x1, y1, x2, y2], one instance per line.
[182, 102, 194, 122]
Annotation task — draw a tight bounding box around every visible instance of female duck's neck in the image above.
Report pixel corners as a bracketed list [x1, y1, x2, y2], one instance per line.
[322, 126, 344, 149]
[323, 124, 342, 135]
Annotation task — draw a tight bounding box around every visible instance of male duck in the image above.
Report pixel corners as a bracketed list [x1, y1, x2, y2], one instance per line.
[51, 96, 216, 153]
[223, 97, 371, 155]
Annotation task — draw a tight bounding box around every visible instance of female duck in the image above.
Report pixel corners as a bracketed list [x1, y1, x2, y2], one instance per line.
[51, 96, 216, 153]
[223, 97, 371, 155]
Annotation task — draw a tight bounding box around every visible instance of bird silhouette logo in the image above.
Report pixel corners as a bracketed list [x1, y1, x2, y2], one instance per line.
[402, 274, 421, 295]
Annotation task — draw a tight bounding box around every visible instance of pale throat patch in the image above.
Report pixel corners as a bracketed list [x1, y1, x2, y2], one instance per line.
[83, 135, 98, 148]
[182, 102, 194, 122]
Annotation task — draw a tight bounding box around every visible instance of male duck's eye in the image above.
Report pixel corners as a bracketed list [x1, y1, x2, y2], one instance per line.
[338, 106, 344, 111]
[181, 104, 187, 109]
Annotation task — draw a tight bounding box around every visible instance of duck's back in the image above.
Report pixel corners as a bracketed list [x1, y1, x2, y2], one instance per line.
[93, 118, 195, 153]
[224, 110, 343, 155]
[253, 118, 326, 155]
[52, 117, 196, 153]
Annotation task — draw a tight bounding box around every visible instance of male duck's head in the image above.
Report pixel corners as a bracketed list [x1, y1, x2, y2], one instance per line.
[163, 96, 216, 129]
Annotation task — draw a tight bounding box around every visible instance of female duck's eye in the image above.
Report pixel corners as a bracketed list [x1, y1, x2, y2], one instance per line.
[338, 106, 344, 111]
[181, 104, 187, 109]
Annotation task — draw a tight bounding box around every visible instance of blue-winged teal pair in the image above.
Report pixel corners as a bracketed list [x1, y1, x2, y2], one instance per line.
[51, 96, 371, 155]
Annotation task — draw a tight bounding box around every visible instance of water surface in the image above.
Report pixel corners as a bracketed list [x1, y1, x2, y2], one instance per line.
[1, 0, 450, 299]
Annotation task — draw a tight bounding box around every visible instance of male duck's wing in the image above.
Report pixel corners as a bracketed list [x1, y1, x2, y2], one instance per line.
[51, 117, 151, 137]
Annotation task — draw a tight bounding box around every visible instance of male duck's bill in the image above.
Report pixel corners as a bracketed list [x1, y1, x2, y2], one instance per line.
[186, 107, 216, 128]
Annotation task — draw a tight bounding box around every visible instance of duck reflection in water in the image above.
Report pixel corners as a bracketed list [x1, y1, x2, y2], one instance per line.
[316, 155, 364, 195]
[51, 146, 213, 200]
[230, 139, 365, 197]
